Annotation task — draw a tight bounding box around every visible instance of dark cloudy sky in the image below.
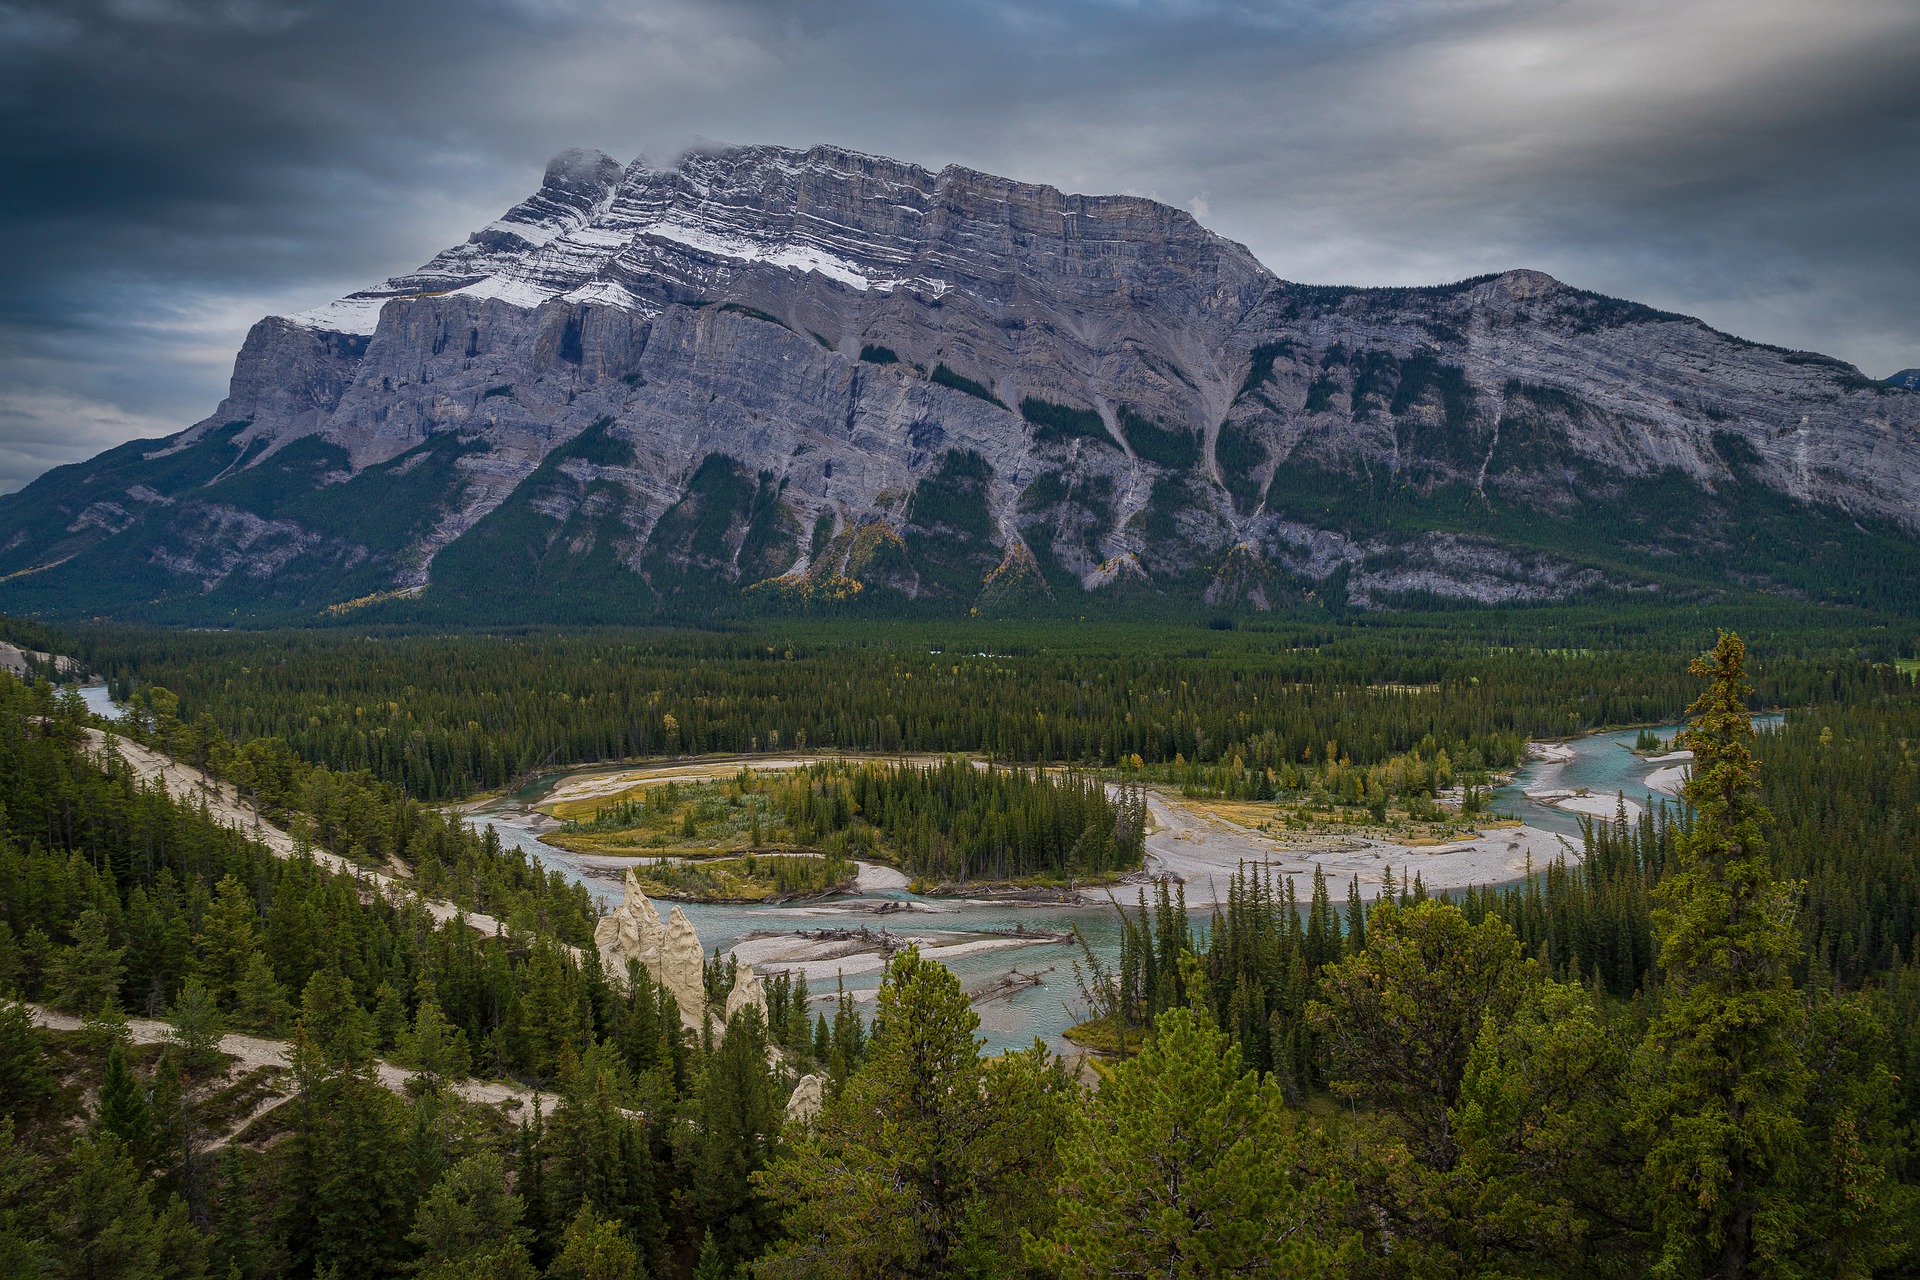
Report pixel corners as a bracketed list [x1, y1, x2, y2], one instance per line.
[3, 0, 1917, 493]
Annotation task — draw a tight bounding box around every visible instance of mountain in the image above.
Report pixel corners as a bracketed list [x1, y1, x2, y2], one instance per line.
[1890, 369, 1920, 391]
[4, 142, 1919, 623]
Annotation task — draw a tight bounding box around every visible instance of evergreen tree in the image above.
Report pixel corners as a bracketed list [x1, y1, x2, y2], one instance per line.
[145, 1053, 187, 1184]
[44, 908, 124, 1013]
[0, 1000, 54, 1131]
[681, 1006, 781, 1273]
[230, 952, 292, 1035]
[297, 968, 374, 1068]
[276, 1030, 414, 1277]
[1310, 898, 1533, 1172]
[615, 961, 660, 1075]
[823, 979, 866, 1096]
[1790, 980, 1916, 1276]
[517, 1109, 550, 1268]
[406, 1087, 455, 1198]
[1449, 978, 1651, 1277]
[691, 1230, 729, 1280]
[1032, 1006, 1336, 1279]
[0, 1119, 47, 1279]
[757, 947, 1071, 1280]
[547, 1206, 639, 1280]
[49, 1132, 165, 1279]
[0, 922, 21, 998]
[194, 876, 258, 1006]
[408, 1152, 538, 1280]
[167, 974, 227, 1079]
[213, 1147, 258, 1280]
[782, 973, 811, 1062]
[544, 1048, 663, 1272]
[1345, 876, 1367, 953]
[1631, 632, 1810, 1278]
[373, 981, 409, 1054]
[401, 992, 473, 1086]
[95, 1041, 155, 1172]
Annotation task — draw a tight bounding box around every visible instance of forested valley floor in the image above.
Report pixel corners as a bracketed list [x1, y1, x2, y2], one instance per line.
[3, 609, 1920, 1278]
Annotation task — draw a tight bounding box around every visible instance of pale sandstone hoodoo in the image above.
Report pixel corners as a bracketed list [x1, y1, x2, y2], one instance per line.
[785, 1072, 827, 1123]
[724, 967, 769, 1024]
[595, 869, 767, 1028]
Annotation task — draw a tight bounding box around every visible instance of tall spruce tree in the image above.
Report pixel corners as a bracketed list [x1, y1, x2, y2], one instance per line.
[756, 947, 1071, 1280]
[276, 1028, 415, 1277]
[1310, 898, 1533, 1172]
[95, 1041, 154, 1172]
[43, 909, 124, 1014]
[213, 1147, 259, 1280]
[681, 1006, 782, 1274]
[1032, 1006, 1337, 1279]
[407, 1152, 537, 1280]
[167, 975, 226, 1079]
[0, 1000, 55, 1131]
[230, 952, 292, 1035]
[1632, 632, 1808, 1278]
[193, 876, 258, 1007]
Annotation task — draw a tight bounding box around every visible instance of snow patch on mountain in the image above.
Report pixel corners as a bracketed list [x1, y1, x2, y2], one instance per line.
[282, 146, 945, 334]
[287, 295, 393, 334]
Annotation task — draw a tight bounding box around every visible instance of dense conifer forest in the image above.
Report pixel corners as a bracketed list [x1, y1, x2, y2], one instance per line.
[3, 612, 1920, 1276]
[560, 758, 1145, 884]
[69, 607, 1908, 800]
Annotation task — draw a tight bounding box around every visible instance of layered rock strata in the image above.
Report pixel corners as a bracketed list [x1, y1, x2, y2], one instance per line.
[4, 142, 1917, 619]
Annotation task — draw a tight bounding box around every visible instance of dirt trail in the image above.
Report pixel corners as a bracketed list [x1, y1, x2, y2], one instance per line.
[25, 1004, 554, 1142]
[84, 728, 558, 948]
[0, 642, 76, 678]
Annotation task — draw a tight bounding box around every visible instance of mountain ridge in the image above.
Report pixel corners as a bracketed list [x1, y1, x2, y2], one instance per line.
[4, 141, 1918, 623]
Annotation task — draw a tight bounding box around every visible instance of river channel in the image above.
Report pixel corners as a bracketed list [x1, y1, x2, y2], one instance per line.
[73, 682, 1761, 1054]
[467, 719, 1766, 1054]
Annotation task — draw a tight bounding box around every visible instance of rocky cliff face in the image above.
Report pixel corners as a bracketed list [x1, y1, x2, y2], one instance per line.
[4, 142, 1918, 621]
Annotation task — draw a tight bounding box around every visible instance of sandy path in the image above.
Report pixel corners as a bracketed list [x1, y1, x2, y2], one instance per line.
[25, 1004, 553, 1136]
[83, 729, 564, 951]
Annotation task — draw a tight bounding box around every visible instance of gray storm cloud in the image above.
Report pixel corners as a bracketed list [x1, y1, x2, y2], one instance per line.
[1, 0, 1915, 491]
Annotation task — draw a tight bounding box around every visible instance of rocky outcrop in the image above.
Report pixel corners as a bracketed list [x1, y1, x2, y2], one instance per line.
[785, 1073, 827, 1124]
[723, 968, 768, 1025]
[594, 871, 668, 966]
[661, 905, 707, 1022]
[594, 871, 728, 1026]
[4, 142, 1918, 621]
